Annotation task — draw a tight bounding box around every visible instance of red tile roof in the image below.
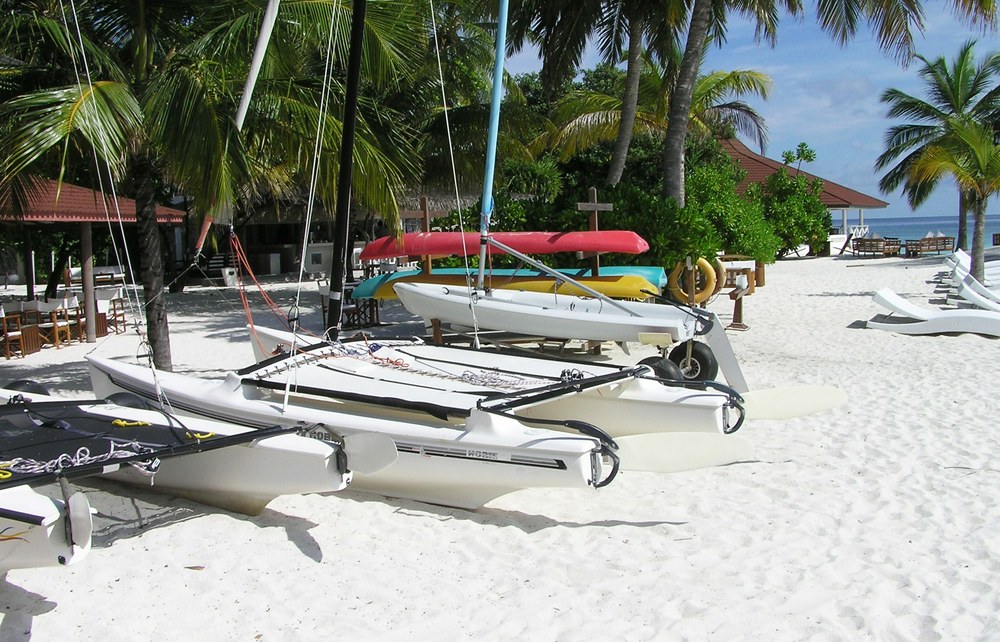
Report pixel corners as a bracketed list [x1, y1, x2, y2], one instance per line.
[9, 178, 185, 224]
[719, 138, 889, 210]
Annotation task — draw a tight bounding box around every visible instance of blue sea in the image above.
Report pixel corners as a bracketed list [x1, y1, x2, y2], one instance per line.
[836, 214, 1000, 246]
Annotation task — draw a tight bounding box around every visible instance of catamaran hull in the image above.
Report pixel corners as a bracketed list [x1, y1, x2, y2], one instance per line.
[0, 485, 91, 572]
[249, 328, 736, 436]
[0, 388, 350, 516]
[394, 282, 693, 344]
[391, 283, 750, 392]
[87, 357, 610, 510]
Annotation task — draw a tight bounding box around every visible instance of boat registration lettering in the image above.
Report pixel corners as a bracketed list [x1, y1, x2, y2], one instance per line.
[305, 425, 340, 443]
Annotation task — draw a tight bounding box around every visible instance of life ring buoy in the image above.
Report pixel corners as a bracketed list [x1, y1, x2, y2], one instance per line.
[668, 258, 717, 304]
[712, 257, 726, 295]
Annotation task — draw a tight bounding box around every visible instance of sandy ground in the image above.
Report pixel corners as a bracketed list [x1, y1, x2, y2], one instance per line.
[2, 251, 999, 641]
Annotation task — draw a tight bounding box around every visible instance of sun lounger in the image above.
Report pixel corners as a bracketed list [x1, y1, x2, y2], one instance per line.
[955, 275, 1000, 313]
[868, 288, 1000, 337]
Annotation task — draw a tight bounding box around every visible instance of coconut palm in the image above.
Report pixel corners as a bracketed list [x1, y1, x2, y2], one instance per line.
[0, 0, 424, 370]
[509, 0, 679, 186]
[908, 117, 1000, 281]
[662, 0, 998, 208]
[538, 54, 770, 165]
[875, 40, 1000, 250]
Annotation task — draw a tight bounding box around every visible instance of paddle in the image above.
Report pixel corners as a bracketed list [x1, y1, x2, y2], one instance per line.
[614, 432, 755, 474]
[740, 385, 847, 420]
[341, 432, 399, 475]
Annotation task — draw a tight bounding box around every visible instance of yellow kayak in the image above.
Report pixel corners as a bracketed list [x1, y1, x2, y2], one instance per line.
[362, 273, 658, 300]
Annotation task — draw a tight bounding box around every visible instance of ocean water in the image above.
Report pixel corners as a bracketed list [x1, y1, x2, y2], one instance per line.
[837, 214, 1000, 246]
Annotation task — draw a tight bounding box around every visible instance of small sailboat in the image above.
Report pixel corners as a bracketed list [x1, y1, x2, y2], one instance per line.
[376, 4, 746, 390]
[86, 355, 623, 509]
[0, 383, 358, 519]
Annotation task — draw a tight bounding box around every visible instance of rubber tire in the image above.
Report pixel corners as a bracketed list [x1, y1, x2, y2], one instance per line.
[668, 342, 719, 382]
[637, 356, 684, 381]
[105, 392, 152, 409]
[4, 379, 50, 395]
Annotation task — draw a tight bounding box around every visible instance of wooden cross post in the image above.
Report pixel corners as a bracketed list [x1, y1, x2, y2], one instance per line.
[420, 195, 432, 274]
[576, 187, 613, 276]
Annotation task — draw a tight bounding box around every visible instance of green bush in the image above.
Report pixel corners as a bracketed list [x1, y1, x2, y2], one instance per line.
[746, 167, 831, 257]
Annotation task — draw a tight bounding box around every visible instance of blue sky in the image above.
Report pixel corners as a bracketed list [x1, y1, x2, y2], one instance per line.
[506, 5, 998, 219]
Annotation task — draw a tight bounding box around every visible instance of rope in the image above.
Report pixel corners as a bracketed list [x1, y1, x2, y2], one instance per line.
[4, 443, 159, 477]
[429, 0, 481, 339]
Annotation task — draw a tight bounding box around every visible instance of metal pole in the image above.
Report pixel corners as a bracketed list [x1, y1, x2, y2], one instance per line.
[325, 0, 367, 338]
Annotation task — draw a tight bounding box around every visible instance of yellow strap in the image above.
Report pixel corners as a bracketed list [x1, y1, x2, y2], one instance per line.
[111, 419, 152, 427]
[185, 431, 216, 439]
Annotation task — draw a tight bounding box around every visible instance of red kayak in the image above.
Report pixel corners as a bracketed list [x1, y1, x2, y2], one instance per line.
[360, 231, 649, 260]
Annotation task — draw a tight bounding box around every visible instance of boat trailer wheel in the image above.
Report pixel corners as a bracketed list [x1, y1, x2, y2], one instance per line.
[667, 342, 719, 382]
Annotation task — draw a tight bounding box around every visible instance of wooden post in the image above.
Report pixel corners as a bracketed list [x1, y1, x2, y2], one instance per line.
[576, 187, 612, 276]
[81, 222, 97, 342]
[727, 268, 751, 331]
[420, 195, 432, 274]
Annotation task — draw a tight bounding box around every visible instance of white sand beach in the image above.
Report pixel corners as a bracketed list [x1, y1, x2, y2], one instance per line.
[2, 252, 999, 641]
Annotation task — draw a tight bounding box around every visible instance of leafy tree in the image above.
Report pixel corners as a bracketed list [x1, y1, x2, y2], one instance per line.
[908, 118, 1000, 281]
[661, 0, 998, 209]
[0, 0, 425, 369]
[746, 145, 830, 257]
[538, 54, 770, 171]
[508, 0, 677, 186]
[875, 40, 1000, 250]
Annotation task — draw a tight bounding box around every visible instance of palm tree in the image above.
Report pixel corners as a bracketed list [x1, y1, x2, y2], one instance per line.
[538, 54, 770, 164]
[0, 0, 424, 370]
[661, 0, 998, 208]
[875, 40, 1000, 250]
[908, 118, 1000, 281]
[509, 0, 676, 186]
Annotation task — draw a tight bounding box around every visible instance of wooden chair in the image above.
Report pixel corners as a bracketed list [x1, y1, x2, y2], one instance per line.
[22, 299, 73, 347]
[96, 287, 127, 333]
[0, 304, 24, 359]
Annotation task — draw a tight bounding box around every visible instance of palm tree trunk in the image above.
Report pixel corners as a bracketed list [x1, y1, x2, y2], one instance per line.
[971, 198, 986, 282]
[133, 151, 173, 371]
[661, 0, 712, 206]
[606, 20, 644, 187]
[957, 190, 969, 250]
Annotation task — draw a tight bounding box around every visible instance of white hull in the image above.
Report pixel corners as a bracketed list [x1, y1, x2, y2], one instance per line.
[251, 327, 743, 437]
[392, 283, 749, 392]
[394, 282, 694, 343]
[0, 485, 91, 572]
[0, 388, 351, 516]
[87, 357, 614, 510]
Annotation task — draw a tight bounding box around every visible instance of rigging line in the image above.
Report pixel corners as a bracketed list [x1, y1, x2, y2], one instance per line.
[60, 0, 146, 345]
[59, 0, 171, 409]
[289, 10, 339, 345]
[282, 6, 342, 414]
[428, 0, 481, 338]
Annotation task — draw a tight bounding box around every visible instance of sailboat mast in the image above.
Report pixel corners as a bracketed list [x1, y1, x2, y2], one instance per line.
[325, 0, 368, 339]
[476, 0, 510, 290]
[193, 0, 282, 258]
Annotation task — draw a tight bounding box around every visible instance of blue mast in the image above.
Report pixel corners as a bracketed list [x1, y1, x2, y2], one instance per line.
[476, 0, 509, 289]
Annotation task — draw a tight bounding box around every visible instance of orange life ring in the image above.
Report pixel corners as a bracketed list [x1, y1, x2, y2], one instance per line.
[712, 257, 726, 295]
[668, 258, 718, 304]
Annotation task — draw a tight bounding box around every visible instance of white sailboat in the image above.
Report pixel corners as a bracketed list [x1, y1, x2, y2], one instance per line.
[0, 384, 357, 517]
[379, 7, 747, 390]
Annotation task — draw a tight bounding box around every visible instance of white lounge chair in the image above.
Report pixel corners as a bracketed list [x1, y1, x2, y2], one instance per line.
[868, 288, 1000, 337]
[955, 274, 1000, 313]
